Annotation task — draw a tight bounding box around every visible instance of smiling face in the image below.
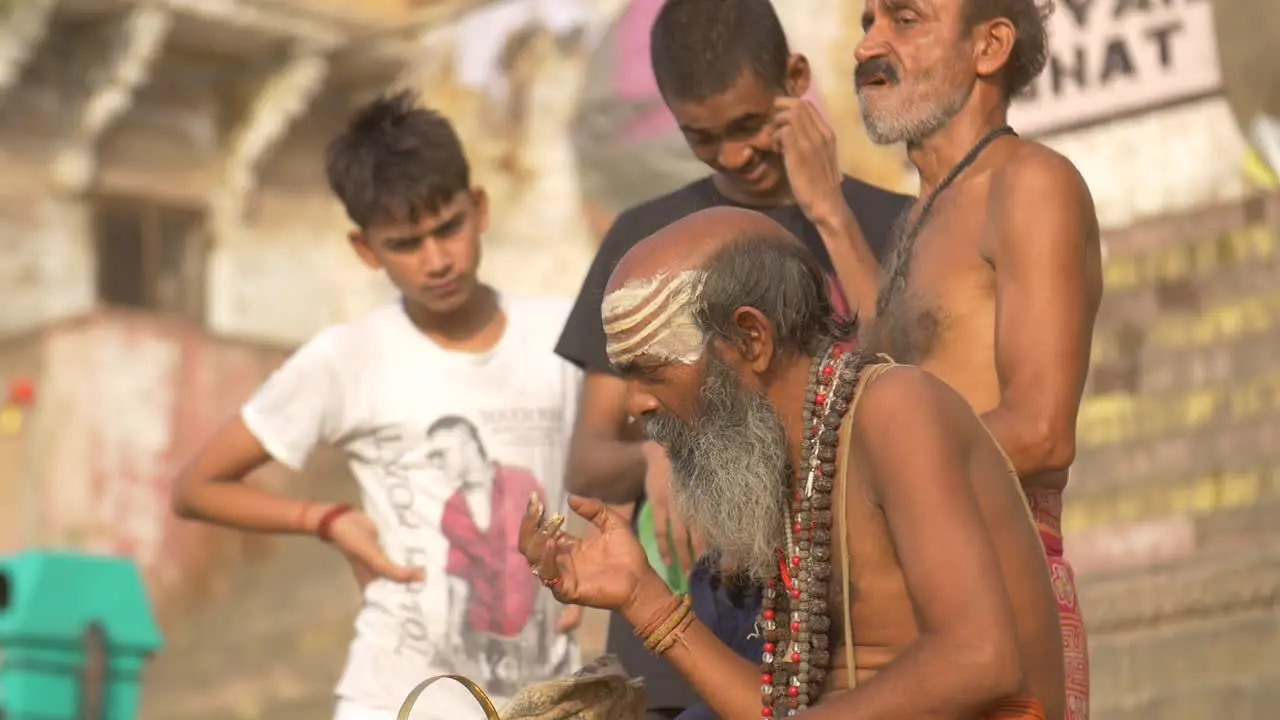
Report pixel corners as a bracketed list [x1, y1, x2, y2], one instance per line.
[854, 0, 977, 145]
[667, 61, 811, 204]
[604, 270, 790, 581]
[350, 188, 489, 317]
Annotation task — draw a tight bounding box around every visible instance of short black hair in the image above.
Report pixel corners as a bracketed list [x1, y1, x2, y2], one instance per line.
[325, 90, 470, 228]
[426, 415, 488, 460]
[649, 0, 791, 103]
[696, 232, 855, 358]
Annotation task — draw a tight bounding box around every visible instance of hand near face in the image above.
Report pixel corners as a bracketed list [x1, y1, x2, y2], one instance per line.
[518, 493, 654, 612]
[772, 97, 845, 223]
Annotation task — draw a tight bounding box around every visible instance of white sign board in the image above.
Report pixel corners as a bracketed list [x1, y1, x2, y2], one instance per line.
[1008, 0, 1222, 136]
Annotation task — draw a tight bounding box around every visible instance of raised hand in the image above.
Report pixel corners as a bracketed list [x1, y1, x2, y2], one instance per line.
[326, 508, 425, 587]
[772, 97, 845, 224]
[518, 493, 654, 612]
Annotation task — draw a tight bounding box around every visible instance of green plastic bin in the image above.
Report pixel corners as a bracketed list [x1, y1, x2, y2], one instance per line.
[0, 552, 162, 719]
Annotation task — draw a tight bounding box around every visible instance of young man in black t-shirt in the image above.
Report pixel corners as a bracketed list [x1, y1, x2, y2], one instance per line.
[555, 1, 912, 716]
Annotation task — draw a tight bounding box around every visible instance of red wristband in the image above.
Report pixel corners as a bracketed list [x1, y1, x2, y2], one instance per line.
[316, 504, 353, 542]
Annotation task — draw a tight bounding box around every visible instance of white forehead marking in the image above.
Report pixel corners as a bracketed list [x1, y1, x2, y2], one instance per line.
[603, 270, 707, 367]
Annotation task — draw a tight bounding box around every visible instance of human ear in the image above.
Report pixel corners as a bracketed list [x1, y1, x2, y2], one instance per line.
[784, 53, 812, 97]
[729, 306, 777, 373]
[973, 19, 1015, 80]
[349, 230, 381, 270]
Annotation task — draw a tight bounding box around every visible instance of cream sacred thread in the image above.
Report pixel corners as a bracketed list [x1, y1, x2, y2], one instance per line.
[603, 270, 707, 366]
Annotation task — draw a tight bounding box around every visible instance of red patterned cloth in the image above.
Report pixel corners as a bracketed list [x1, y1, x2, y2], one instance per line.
[442, 464, 545, 638]
[1026, 488, 1090, 720]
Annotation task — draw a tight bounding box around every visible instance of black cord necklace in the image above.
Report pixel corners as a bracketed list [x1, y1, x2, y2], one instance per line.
[902, 124, 1015, 243]
[875, 125, 1017, 318]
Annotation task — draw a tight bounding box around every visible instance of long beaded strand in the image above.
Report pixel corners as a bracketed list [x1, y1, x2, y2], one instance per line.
[760, 345, 861, 717]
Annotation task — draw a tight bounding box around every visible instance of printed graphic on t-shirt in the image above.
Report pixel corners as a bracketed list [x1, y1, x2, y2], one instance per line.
[363, 428, 436, 663]
[241, 298, 580, 711]
[426, 413, 572, 698]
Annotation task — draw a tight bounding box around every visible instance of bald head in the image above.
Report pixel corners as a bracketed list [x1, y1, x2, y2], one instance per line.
[602, 207, 846, 371]
[607, 207, 799, 290]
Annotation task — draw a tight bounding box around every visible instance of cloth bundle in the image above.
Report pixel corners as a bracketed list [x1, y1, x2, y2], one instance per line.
[398, 655, 645, 720]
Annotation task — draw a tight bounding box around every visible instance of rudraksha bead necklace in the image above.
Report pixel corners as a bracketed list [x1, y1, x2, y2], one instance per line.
[759, 343, 861, 717]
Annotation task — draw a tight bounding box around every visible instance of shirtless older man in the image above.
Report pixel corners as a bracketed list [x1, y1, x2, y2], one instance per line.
[813, 0, 1104, 715]
[521, 208, 1065, 720]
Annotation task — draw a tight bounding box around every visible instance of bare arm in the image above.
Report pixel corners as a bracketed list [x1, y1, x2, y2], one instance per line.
[171, 416, 320, 533]
[565, 372, 647, 503]
[174, 336, 420, 587]
[627, 586, 778, 718]
[173, 331, 345, 533]
[773, 97, 882, 322]
[981, 151, 1102, 477]
[812, 201, 882, 324]
[807, 368, 1023, 719]
[612, 371, 1022, 719]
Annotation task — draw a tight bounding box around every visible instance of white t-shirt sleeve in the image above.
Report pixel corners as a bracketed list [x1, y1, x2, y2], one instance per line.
[560, 363, 584, 517]
[560, 357, 584, 432]
[241, 328, 346, 471]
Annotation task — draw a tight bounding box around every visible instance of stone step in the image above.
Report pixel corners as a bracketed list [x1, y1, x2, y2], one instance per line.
[1080, 545, 1280, 716]
[1079, 541, 1280, 631]
[1092, 672, 1280, 720]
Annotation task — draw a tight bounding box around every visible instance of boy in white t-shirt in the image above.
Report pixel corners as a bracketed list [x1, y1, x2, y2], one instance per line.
[172, 91, 582, 719]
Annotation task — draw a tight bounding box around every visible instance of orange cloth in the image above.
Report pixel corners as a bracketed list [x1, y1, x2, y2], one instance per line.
[988, 696, 1047, 720]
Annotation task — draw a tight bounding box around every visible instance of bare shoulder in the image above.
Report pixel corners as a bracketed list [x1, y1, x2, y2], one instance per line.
[848, 365, 984, 507]
[996, 139, 1094, 209]
[983, 139, 1100, 263]
[851, 365, 972, 448]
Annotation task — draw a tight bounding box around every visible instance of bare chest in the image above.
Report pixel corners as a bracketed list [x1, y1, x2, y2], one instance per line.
[820, 433, 980, 690]
[868, 195, 997, 368]
[821, 483, 914, 688]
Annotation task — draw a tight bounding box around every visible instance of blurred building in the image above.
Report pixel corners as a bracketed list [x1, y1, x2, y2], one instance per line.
[0, 0, 471, 716]
[0, 0, 1277, 717]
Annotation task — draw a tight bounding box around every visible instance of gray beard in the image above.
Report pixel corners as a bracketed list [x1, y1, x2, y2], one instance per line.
[644, 354, 790, 583]
[858, 79, 972, 146]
